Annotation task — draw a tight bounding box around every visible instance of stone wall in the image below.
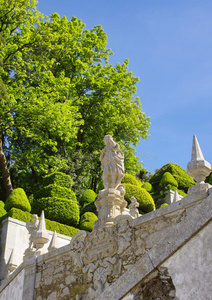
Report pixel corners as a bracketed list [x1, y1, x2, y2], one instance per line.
[0, 217, 72, 282]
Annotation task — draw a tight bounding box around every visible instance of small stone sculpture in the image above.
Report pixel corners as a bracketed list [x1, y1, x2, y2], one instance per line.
[129, 196, 139, 218]
[100, 135, 124, 189]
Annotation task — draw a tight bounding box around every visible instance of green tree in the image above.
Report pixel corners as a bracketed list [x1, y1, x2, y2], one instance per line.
[0, 1, 150, 200]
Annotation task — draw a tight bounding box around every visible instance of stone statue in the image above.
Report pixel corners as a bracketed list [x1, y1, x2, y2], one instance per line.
[100, 135, 124, 189]
[129, 196, 139, 218]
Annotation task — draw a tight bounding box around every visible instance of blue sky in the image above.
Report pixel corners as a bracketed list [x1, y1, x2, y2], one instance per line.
[37, 0, 212, 174]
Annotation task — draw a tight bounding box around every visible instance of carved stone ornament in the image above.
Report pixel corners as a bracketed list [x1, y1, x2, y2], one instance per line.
[70, 230, 88, 268]
[83, 257, 118, 299]
[114, 215, 133, 255]
[24, 214, 39, 260]
[129, 196, 139, 218]
[82, 227, 118, 265]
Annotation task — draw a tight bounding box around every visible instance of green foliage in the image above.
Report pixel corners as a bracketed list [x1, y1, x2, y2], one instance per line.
[150, 163, 195, 194]
[0, 1, 150, 201]
[33, 197, 79, 226]
[0, 208, 79, 237]
[0, 201, 7, 218]
[4, 188, 31, 212]
[96, 180, 104, 193]
[79, 189, 97, 206]
[160, 203, 168, 208]
[80, 200, 97, 216]
[124, 183, 155, 213]
[43, 172, 73, 189]
[32, 172, 80, 226]
[206, 169, 212, 185]
[142, 182, 153, 192]
[35, 185, 76, 201]
[122, 173, 141, 186]
[79, 212, 98, 232]
[160, 172, 178, 188]
[6, 207, 32, 223]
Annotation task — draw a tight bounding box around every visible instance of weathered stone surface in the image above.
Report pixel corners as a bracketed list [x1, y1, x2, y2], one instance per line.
[122, 267, 178, 300]
[163, 221, 212, 300]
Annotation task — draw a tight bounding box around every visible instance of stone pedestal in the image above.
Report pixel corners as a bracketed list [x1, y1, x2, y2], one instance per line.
[95, 189, 127, 227]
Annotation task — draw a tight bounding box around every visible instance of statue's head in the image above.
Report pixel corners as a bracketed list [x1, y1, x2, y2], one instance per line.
[104, 135, 113, 146]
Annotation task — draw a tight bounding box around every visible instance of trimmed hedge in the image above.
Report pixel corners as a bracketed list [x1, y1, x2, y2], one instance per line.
[124, 183, 155, 213]
[5, 188, 31, 212]
[34, 185, 75, 200]
[81, 200, 97, 216]
[160, 203, 168, 208]
[0, 201, 7, 218]
[33, 197, 79, 226]
[150, 163, 196, 193]
[206, 170, 212, 185]
[160, 172, 178, 188]
[32, 172, 80, 227]
[79, 212, 98, 232]
[79, 189, 97, 206]
[122, 173, 141, 186]
[43, 172, 73, 189]
[96, 180, 104, 193]
[142, 182, 153, 192]
[0, 208, 79, 237]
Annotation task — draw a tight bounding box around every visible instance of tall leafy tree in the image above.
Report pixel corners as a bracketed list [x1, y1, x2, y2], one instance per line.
[0, 0, 150, 200]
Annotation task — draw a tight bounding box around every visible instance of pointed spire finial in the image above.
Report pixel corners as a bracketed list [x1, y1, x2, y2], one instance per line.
[187, 135, 211, 184]
[191, 135, 204, 161]
[32, 211, 49, 252]
[48, 231, 59, 252]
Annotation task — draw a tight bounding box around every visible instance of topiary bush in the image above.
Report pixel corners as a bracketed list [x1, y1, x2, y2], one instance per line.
[79, 212, 98, 232]
[43, 172, 73, 189]
[1, 208, 79, 237]
[206, 169, 212, 185]
[124, 183, 155, 213]
[0, 201, 7, 219]
[160, 172, 178, 187]
[32, 172, 80, 227]
[80, 200, 97, 216]
[122, 173, 141, 186]
[79, 189, 97, 206]
[160, 203, 168, 208]
[4, 188, 31, 212]
[33, 197, 79, 226]
[150, 163, 196, 194]
[142, 182, 153, 193]
[96, 180, 104, 193]
[34, 185, 75, 200]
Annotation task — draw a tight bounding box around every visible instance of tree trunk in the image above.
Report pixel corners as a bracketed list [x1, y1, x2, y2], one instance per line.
[0, 136, 13, 200]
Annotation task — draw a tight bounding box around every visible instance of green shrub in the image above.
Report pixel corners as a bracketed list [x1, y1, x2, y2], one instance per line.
[124, 183, 155, 213]
[160, 172, 178, 188]
[1, 208, 79, 237]
[79, 189, 97, 206]
[7, 207, 33, 222]
[160, 203, 168, 208]
[142, 182, 153, 192]
[80, 200, 97, 216]
[150, 163, 195, 193]
[79, 212, 98, 232]
[122, 173, 140, 186]
[34, 185, 75, 200]
[96, 180, 104, 192]
[43, 172, 73, 189]
[32, 197, 79, 226]
[0, 201, 7, 218]
[206, 170, 212, 185]
[5, 188, 31, 212]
